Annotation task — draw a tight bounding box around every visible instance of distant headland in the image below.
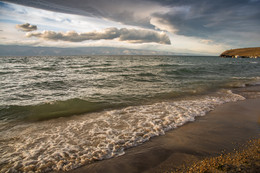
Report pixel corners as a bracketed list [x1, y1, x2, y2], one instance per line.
[220, 47, 260, 58]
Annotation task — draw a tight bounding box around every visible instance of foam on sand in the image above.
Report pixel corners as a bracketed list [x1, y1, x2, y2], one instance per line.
[0, 90, 245, 172]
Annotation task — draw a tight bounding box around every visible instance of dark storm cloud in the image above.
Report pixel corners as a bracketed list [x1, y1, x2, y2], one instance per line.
[16, 23, 37, 32]
[4, 0, 260, 40]
[150, 0, 260, 38]
[26, 27, 171, 44]
[3, 0, 154, 27]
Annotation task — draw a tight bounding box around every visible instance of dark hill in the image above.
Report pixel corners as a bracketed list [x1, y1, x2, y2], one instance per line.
[220, 47, 260, 58]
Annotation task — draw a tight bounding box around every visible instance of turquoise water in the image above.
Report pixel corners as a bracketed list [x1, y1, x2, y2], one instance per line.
[0, 55, 259, 172]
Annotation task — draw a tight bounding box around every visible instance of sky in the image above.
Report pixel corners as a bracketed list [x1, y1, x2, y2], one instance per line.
[0, 0, 259, 55]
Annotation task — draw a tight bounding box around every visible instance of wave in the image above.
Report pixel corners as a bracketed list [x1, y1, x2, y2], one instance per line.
[164, 67, 210, 76]
[0, 90, 245, 172]
[0, 99, 109, 121]
[157, 63, 180, 67]
[137, 72, 157, 77]
[223, 77, 260, 88]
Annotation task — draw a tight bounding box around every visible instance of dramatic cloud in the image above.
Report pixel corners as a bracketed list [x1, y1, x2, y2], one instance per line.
[26, 28, 171, 44]
[4, 0, 165, 28]
[150, 16, 178, 33]
[3, 0, 260, 54]
[16, 23, 37, 32]
[6, 0, 260, 39]
[150, 0, 260, 38]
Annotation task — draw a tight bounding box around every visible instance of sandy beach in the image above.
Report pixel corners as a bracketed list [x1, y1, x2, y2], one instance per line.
[69, 87, 260, 173]
[1, 0, 260, 172]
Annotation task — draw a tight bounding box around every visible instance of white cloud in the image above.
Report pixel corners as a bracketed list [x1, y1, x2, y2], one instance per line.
[26, 27, 171, 44]
[0, 2, 127, 33]
[200, 39, 213, 44]
[0, 1, 234, 55]
[150, 17, 178, 33]
[16, 23, 37, 32]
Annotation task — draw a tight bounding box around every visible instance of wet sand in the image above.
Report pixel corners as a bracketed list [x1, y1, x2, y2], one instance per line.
[69, 93, 260, 173]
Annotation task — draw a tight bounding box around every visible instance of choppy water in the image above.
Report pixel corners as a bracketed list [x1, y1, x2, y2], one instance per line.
[0, 55, 259, 172]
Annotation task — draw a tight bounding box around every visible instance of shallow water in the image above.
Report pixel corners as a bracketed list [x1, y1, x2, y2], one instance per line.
[0, 55, 259, 172]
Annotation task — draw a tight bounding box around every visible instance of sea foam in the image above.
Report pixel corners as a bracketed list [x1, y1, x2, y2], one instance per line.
[0, 90, 245, 172]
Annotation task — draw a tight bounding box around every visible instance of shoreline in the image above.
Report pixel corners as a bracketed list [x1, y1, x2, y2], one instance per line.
[68, 95, 260, 173]
[175, 138, 259, 172]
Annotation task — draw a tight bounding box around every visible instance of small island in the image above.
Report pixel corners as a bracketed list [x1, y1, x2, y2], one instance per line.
[220, 47, 260, 58]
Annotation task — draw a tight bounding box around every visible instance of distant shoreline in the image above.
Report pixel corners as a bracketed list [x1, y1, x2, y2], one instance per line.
[220, 47, 260, 58]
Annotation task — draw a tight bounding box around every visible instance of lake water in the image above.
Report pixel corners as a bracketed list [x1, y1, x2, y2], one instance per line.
[0, 55, 259, 172]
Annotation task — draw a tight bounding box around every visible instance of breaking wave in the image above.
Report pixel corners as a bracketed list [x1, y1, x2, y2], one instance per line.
[0, 90, 244, 172]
